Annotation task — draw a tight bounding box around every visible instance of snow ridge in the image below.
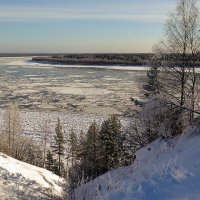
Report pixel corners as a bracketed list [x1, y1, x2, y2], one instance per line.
[73, 124, 200, 200]
[0, 153, 66, 199]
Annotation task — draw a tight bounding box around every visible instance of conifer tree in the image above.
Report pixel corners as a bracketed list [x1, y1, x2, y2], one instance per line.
[39, 120, 50, 168]
[76, 130, 85, 160]
[79, 130, 85, 147]
[45, 150, 55, 172]
[60, 160, 67, 178]
[98, 115, 123, 174]
[143, 58, 160, 98]
[67, 130, 79, 193]
[68, 129, 78, 168]
[81, 121, 99, 181]
[52, 118, 65, 176]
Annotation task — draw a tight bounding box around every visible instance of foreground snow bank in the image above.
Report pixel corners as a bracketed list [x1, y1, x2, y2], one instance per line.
[0, 153, 66, 199]
[74, 123, 200, 200]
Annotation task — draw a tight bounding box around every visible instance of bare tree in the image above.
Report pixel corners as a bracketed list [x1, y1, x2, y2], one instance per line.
[3, 102, 22, 156]
[154, 0, 200, 126]
[14, 135, 43, 167]
[1, 103, 43, 166]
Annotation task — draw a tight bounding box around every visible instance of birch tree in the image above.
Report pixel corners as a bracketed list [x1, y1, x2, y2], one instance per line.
[3, 102, 21, 156]
[154, 0, 200, 127]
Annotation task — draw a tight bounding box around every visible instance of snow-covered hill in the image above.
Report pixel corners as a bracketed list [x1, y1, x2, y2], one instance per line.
[74, 122, 200, 200]
[0, 153, 66, 200]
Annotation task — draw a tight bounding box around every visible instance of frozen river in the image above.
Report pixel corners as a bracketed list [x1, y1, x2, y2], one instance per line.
[0, 57, 147, 116]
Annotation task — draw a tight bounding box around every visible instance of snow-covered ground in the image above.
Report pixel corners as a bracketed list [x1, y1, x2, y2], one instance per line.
[73, 122, 200, 200]
[0, 109, 130, 142]
[0, 153, 66, 199]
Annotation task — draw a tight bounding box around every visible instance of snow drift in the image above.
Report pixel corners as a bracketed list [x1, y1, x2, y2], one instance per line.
[0, 153, 66, 199]
[73, 122, 200, 200]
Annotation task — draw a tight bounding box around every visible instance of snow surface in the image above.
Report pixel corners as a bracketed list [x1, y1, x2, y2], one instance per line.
[73, 123, 200, 200]
[0, 153, 66, 199]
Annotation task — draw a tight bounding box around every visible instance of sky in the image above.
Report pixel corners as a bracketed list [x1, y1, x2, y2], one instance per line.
[0, 0, 177, 53]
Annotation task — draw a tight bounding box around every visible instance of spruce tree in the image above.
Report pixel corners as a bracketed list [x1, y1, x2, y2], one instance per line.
[81, 121, 99, 181]
[76, 130, 85, 160]
[67, 130, 79, 192]
[52, 118, 65, 176]
[68, 129, 78, 168]
[98, 115, 123, 174]
[45, 150, 55, 172]
[143, 58, 160, 98]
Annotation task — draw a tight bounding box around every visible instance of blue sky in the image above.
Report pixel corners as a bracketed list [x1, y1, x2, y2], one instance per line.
[0, 0, 177, 53]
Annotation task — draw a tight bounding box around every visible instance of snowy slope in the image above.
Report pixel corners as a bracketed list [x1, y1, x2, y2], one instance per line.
[73, 123, 200, 200]
[0, 153, 66, 200]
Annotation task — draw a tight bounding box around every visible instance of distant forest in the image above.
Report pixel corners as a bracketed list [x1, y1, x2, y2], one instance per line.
[32, 53, 152, 66]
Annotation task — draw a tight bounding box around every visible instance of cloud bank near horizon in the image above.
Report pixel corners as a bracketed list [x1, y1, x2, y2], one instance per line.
[0, 1, 175, 22]
[0, 0, 178, 53]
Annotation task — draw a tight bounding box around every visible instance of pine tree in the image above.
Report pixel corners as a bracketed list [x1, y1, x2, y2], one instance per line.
[39, 120, 50, 168]
[68, 129, 78, 168]
[60, 160, 67, 178]
[98, 115, 123, 174]
[45, 150, 55, 172]
[79, 130, 85, 147]
[81, 121, 100, 181]
[143, 58, 160, 98]
[52, 118, 65, 176]
[67, 130, 79, 193]
[76, 130, 85, 160]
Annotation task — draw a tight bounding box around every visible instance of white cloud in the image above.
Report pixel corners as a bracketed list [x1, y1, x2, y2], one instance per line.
[0, 4, 171, 22]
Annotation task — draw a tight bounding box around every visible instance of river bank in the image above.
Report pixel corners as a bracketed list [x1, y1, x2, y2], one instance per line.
[32, 53, 151, 66]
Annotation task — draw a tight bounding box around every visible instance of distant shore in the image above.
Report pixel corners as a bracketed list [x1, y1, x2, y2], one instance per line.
[0, 53, 63, 57]
[32, 53, 152, 66]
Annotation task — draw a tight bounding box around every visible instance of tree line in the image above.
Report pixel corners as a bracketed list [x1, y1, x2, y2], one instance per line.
[44, 115, 135, 197]
[0, 103, 134, 186]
